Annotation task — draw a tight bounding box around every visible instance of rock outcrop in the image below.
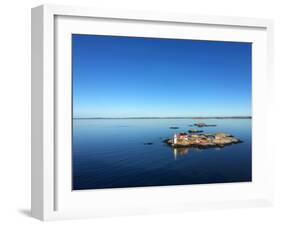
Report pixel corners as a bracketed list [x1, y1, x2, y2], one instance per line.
[193, 123, 216, 127]
[188, 129, 203, 133]
[169, 126, 179, 129]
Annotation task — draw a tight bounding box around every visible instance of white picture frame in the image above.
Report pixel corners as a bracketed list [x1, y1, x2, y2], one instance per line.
[31, 4, 274, 221]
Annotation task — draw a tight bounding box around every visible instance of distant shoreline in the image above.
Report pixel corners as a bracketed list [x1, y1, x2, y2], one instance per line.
[73, 116, 252, 120]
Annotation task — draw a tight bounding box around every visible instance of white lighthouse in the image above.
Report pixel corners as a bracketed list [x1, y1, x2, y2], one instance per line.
[173, 134, 177, 144]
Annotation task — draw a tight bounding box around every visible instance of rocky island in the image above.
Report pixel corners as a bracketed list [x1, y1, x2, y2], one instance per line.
[169, 126, 179, 129]
[188, 129, 203, 133]
[164, 132, 241, 148]
[193, 123, 216, 127]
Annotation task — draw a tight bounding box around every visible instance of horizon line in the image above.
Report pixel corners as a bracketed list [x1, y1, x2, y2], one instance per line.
[73, 116, 252, 120]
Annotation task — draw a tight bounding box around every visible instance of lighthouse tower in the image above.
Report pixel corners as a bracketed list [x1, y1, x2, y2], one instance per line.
[173, 134, 177, 144]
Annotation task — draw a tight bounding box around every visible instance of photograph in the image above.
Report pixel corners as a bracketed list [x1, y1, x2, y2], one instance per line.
[72, 34, 252, 190]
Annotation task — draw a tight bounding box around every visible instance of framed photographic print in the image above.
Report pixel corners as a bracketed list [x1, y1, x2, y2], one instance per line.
[31, 4, 274, 221]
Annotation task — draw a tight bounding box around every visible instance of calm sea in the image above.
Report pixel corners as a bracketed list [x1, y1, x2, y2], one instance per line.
[72, 119, 252, 190]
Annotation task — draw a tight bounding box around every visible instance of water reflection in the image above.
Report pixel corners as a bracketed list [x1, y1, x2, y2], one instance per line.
[173, 147, 190, 160]
[172, 146, 224, 160]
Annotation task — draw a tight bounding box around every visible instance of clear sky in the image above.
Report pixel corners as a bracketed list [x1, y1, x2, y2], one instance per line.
[72, 34, 252, 118]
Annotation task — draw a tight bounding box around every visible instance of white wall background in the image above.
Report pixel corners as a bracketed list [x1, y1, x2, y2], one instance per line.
[0, 0, 280, 225]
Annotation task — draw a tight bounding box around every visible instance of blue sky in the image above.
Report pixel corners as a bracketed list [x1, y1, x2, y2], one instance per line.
[72, 34, 252, 118]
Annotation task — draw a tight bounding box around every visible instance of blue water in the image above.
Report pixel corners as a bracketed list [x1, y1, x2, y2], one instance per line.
[72, 119, 252, 190]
